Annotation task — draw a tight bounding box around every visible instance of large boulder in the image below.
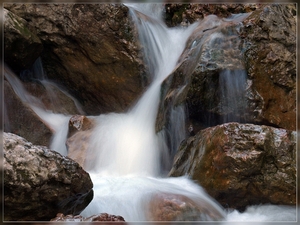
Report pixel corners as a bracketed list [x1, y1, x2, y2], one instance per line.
[4, 132, 94, 221]
[156, 4, 296, 156]
[4, 3, 147, 115]
[4, 8, 43, 73]
[169, 123, 296, 211]
[155, 12, 250, 156]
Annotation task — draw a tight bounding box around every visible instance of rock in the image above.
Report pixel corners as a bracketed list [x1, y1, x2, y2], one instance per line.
[164, 3, 261, 27]
[23, 80, 84, 115]
[156, 3, 296, 144]
[50, 213, 125, 222]
[155, 13, 250, 157]
[169, 123, 296, 211]
[4, 78, 53, 146]
[4, 132, 94, 221]
[240, 4, 296, 130]
[4, 8, 43, 73]
[4, 3, 147, 115]
[66, 115, 96, 168]
[147, 192, 224, 221]
[68, 115, 94, 137]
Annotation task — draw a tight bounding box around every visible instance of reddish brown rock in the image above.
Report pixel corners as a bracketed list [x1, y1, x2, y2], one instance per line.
[169, 123, 296, 211]
[147, 192, 224, 221]
[4, 132, 94, 221]
[156, 3, 296, 145]
[241, 4, 296, 130]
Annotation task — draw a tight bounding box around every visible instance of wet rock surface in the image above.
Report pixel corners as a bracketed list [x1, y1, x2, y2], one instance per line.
[4, 78, 53, 146]
[169, 122, 296, 211]
[4, 8, 43, 73]
[241, 4, 296, 130]
[4, 3, 147, 115]
[156, 3, 296, 147]
[147, 192, 224, 221]
[4, 132, 94, 221]
[164, 3, 260, 27]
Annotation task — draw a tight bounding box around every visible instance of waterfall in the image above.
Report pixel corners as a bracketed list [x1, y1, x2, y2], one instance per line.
[84, 5, 198, 176]
[80, 4, 226, 220]
[4, 3, 296, 222]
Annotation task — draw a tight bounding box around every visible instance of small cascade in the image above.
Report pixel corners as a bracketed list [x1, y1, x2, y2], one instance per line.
[81, 3, 225, 220]
[84, 5, 198, 176]
[4, 3, 296, 222]
[219, 69, 247, 123]
[4, 63, 74, 156]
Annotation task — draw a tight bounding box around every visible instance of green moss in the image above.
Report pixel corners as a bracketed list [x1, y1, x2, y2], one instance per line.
[8, 11, 32, 37]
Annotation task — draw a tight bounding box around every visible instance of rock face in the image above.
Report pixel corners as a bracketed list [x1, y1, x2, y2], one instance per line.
[164, 3, 260, 27]
[147, 192, 224, 221]
[4, 8, 43, 73]
[156, 4, 296, 156]
[4, 3, 147, 115]
[155, 12, 251, 157]
[50, 213, 125, 222]
[241, 4, 296, 130]
[169, 123, 296, 211]
[4, 132, 94, 221]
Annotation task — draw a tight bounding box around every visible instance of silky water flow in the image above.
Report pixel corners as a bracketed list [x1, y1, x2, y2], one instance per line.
[4, 3, 296, 223]
[80, 4, 225, 221]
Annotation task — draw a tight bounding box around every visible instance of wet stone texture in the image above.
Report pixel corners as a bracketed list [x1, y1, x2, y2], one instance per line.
[240, 4, 296, 130]
[4, 132, 94, 221]
[4, 8, 43, 73]
[147, 192, 224, 221]
[4, 3, 147, 115]
[169, 122, 296, 211]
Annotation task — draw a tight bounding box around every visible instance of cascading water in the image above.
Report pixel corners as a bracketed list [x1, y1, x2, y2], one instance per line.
[80, 4, 226, 220]
[4, 3, 296, 222]
[4, 62, 75, 156]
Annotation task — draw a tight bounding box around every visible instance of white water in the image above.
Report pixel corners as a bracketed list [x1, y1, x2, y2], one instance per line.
[81, 4, 227, 220]
[84, 5, 198, 177]
[4, 3, 297, 222]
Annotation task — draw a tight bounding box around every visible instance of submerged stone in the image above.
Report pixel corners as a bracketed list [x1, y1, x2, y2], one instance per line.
[147, 192, 225, 221]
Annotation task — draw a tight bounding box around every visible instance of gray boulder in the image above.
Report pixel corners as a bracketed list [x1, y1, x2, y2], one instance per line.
[4, 132, 93, 221]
